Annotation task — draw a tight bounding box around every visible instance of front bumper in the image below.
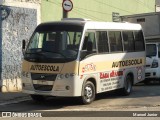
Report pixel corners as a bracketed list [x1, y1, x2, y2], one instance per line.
[22, 75, 83, 97]
[145, 67, 160, 79]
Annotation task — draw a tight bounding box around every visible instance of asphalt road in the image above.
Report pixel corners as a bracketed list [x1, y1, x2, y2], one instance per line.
[0, 83, 160, 117]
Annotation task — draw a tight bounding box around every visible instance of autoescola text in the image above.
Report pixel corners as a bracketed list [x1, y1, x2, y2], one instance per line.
[30, 65, 59, 72]
[112, 59, 142, 68]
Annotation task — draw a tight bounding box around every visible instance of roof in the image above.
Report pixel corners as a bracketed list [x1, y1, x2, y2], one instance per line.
[36, 21, 85, 32]
[84, 21, 142, 30]
[36, 18, 142, 31]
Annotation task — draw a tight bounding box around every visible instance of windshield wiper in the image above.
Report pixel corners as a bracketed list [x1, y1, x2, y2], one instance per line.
[25, 51, 44, 55]
[26, 50, 66, 58]
[41, 50, 67, 59]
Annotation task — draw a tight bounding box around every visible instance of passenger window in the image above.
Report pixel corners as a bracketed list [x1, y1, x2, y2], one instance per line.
[96, 31, 109, 53]
[134, 30, 145, 51]
[82, 32, 97, 52]
[108, 31, 123, 52]
[122, 31, 134, 52]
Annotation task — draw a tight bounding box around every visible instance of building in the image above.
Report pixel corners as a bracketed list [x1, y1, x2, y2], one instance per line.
[0, 0, 40, 92]
[0, 0, 157, 92]
[42, 0, 155, 22]
[156, 0, 160, 11]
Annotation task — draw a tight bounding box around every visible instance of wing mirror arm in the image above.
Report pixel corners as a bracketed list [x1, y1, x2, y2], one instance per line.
[22, 39, 26, 56]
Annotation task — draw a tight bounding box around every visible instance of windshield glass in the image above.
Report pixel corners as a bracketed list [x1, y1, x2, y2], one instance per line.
[146, 44, 157, 57]
[25, 23, 83, 63]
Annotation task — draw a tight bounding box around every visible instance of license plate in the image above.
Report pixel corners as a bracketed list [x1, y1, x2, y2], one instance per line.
[37, 80, 48, 85]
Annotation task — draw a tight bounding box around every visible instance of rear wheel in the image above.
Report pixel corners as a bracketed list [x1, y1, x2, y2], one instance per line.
[121, 75, 133, 96]
[30, 95, 46, 102]
[81, 81, 95, 104]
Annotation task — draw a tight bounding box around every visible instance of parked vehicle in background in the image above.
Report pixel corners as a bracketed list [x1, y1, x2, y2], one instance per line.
[145, 43, 160, 84]
[121, 12, 160, 84]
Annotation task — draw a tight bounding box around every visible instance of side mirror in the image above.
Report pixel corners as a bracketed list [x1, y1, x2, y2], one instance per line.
[22, 39, 26, 49]
[22, 39, 26, 55]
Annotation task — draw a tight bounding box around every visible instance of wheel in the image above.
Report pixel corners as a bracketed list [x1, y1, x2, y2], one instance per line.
[81, 81, 95, 104]
[30, 95, 46, 102]
[121, 75, 133, 96]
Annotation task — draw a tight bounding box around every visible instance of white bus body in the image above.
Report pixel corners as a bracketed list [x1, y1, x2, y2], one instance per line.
[22, 18, 145, 104]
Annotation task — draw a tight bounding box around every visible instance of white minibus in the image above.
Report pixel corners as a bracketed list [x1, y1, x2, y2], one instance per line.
[22, 18, 145, 104]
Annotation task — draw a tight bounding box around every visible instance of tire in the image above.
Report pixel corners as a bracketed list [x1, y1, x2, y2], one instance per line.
[30, 95, 46, 102]
[121, 75, 133, 96]
[81, 81, 95, 104]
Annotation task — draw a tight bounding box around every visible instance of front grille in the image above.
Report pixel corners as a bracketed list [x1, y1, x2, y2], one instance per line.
[31, 73, 57, 91]
[31, 73, 57, 81]
[145, 73, 151, 77]
[33, 84, 53, 91]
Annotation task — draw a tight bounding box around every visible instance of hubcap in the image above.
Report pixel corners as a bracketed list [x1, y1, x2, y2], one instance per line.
[84, 85, 93, 102]
[125, 77, 131, 93]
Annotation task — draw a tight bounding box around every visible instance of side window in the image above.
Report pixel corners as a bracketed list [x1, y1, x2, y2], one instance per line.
[134, 30, 145, 51]
[122, 31, 134, 52]
[109, 31, 123, 52]
[82, 32, 97, 51]
[96, 31, 109, 53]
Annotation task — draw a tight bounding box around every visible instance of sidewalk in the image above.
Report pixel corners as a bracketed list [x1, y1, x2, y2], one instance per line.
[0, 92, 31, 105]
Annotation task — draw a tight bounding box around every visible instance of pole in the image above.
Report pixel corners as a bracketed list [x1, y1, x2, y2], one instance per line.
[63, 9, 68, 18]
[63, 0, 68, 18]
[0, 5, 2, 80]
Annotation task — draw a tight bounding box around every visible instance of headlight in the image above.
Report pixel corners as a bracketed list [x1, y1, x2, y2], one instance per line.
[57, 73, 76, 80]
[22, 71, 30, 78]
[22, 83, 32, 90]
[151, 59, 158, 68]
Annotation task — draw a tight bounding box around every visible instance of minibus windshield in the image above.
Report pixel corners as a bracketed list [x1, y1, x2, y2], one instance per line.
[146, 44, 157, 57]
[25, 23, 83, 63]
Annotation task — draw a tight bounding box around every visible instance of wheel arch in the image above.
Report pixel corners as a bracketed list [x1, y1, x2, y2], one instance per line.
[82, 75, 97, 95]
[125, 72, 134, 85]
